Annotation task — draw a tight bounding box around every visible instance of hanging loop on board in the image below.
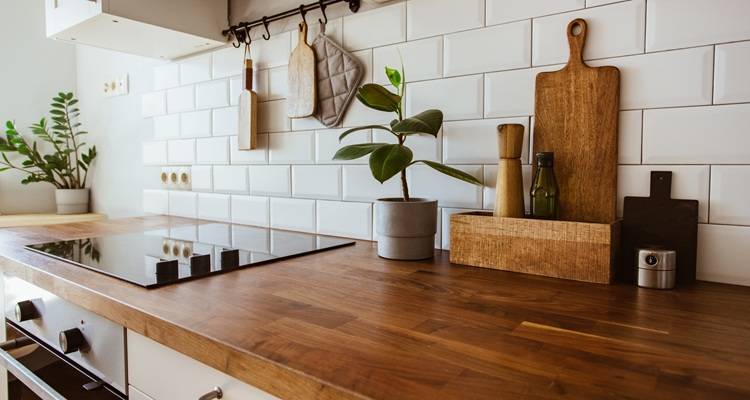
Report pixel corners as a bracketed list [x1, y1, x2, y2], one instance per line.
[261, 16, 271, 40]
[318, 0, 328, 25]
[299, 4, 308, 25]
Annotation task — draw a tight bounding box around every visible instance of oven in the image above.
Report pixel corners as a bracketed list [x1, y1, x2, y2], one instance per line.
[1, 275, 127, 400]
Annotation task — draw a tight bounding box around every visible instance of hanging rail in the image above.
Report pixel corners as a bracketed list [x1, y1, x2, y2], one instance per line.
[224, 0, 360, 47]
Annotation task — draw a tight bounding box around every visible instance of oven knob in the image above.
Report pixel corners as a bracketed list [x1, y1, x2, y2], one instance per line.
[59, 328, 87, 354]
[15, 300, 40, 322]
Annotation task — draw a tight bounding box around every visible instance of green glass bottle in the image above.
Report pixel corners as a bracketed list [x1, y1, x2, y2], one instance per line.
[530, 152, 559, 219]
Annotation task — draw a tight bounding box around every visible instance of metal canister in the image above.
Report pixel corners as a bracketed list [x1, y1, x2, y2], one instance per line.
[637, 248, 677, 289]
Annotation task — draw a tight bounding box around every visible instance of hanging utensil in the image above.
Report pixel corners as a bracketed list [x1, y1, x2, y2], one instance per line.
[238, 36, 258, 150]
[287, 7, 317, 118]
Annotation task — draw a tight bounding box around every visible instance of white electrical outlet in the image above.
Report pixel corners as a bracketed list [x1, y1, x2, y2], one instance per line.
[103, 74, 129, 97]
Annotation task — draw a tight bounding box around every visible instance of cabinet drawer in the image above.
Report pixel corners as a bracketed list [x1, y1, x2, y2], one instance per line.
[127, 330, 278, 400]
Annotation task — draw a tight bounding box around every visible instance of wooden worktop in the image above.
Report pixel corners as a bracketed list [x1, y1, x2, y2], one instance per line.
[1, 216, 749, 399]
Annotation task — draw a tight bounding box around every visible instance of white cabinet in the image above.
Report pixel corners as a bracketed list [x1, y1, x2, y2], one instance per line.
[129, 386, 155, 400]
[127, 330, 279, 400]
[45, 0, 228, 59]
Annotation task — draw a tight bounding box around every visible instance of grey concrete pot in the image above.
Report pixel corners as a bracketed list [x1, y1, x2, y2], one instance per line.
[375, 198, 437, 260]
[55, 188, 89, 215]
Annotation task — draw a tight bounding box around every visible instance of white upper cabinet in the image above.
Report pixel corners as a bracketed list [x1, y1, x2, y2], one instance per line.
[45, 0, 228, 60]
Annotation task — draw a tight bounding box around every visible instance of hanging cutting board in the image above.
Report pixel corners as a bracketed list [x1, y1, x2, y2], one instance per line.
[287, 22, 316, 118]
[238, 58, 258, 150]
[619, 171, 699, 285]
[533, 18, 620, 223]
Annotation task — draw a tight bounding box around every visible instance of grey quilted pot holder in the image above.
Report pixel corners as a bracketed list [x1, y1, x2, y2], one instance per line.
[311, 32, 364, 128]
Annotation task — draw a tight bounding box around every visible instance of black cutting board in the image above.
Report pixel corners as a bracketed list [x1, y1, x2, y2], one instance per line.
[619, 171, 699, 284]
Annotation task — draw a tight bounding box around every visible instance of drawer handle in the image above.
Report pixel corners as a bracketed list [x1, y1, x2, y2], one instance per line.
[0, 339, 67, 400]
[198, 387, 223, 400]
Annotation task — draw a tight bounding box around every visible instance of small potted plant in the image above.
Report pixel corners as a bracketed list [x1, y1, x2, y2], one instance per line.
[334, 67, 481, 260]
[0, 92, 97, 214]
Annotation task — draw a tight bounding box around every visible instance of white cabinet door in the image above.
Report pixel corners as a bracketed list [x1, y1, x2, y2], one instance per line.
[45, 0, 104, 37]
[129, 386, 155, 400]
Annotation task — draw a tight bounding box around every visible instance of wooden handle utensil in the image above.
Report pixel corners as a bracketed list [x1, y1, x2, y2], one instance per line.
[494, 124, 525, 218]
[238, 57, 258, 150]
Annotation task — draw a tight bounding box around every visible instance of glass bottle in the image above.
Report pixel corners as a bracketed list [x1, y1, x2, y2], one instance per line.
[530, 152, 559, 219]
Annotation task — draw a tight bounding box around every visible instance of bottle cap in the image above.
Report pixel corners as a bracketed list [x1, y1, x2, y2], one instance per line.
[536, 152, 554, 167]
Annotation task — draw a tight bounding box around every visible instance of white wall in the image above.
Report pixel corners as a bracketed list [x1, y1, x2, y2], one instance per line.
[0, 0, 77, 214]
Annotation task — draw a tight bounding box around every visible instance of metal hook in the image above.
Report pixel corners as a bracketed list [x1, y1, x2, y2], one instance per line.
[230, 27, 242, 48]
[348, 0, 360, 13]
[242, 24, 252, 45]
[261, 16, 271, 40]
[299, 4, 308, 25]
[318, 0, 328, 25]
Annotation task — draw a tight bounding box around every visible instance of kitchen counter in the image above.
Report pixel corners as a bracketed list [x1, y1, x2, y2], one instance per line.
[0, 216, 749, 399]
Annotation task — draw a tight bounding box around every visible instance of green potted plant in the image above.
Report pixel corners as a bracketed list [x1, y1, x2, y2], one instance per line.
[0, 92, 97, 214]
[334, 67, 482, 260]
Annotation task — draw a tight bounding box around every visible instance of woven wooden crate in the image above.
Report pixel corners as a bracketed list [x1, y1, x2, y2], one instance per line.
[449, 212, 620, 284]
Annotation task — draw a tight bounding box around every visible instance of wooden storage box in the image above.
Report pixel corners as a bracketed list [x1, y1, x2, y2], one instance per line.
[449, 212, 620, 284]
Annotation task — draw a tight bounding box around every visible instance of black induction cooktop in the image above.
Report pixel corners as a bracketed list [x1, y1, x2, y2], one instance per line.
[25, 223, 354, 288]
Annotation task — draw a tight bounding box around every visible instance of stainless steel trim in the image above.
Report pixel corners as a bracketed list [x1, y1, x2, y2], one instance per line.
[0, 339, 67, 400]
[198, 386, 223, 400]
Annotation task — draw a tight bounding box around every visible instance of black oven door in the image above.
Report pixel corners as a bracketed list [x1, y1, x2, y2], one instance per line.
[1, 321, 125, 400]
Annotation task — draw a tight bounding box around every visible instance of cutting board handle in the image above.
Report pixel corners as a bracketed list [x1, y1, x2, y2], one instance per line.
[566, 18, 588, 67]
[649, 171, 673, 200]
[298, 21, 308, 45]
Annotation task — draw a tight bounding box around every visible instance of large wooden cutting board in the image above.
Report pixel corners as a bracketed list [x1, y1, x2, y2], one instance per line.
[287, 22, 316, 118]
[534, 18, 620, 223]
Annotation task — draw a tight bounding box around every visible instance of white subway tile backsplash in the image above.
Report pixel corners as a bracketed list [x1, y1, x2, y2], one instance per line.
[143, 141, 167, 165]
[230, 134, 268, 164]
[643, 104, 750, 164]
[267, 67, 288, 100]
[487, 0, 585, 25]
[180, 54, 211, 85]
[342, 165, 403, 201]
[167, 139, 195, 165]
[617, 165, 710, 223]
[167, 86, 195, 113]
[697, 224, 750, 285]
[292, 165, 341, 200]
[270, 197, 316, 233]
[484, 65, 559, 118]
[154, 64, 180, 90]
[317, 201, 372, 240]
[191, 166, 212, 191]
[250, 31, 291, 69]
[444, 21, 531, 77]
[407, 0, 484, 40]
[195, 80, 229, 109]
[710, 166, 750, 225]
[714, 41, 750, 104]
[153, 114, 180, 140]
[198, 193, 231, 222]
[259, 100, 291, 133]
[180, 110, 211, 138]
[143, 190, 169, 214]
[213, 165, 248, 193]
[618, 110, 642, 165]
[343, 2, 406, 51]
[532, 0, 645, 66]
[168, 191, 198, 218]
[229, 77, 242, 106]
[373, 37, 443, 85]
[196, 137, 229, 164]
[212, 107, 238, 136]
[443, 117, 529, 164]
[315, 128, 371, 164]
[269, 131, 315, 164]
[586, 0, 620, 6]
[646, 0, 750, 52]
[141, 92, 166, 117]
[291, 116, 325, 131]
[212, 46, 242, 79]
[231, 195, 270, 227]
[249, 165, 290, 197]
[406, 75, 483, 121]
[410, 164, 483, 208]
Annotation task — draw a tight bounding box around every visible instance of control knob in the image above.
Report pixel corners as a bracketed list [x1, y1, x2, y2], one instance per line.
[15, 300, 40, 322]
[59, 328, 88, 354]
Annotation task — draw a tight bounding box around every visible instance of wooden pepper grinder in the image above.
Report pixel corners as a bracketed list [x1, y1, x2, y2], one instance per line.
[494, 124, 525, 218]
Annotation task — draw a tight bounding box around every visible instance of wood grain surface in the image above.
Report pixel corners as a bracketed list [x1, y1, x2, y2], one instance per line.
[287, 22, 316, 118]
[534, 18, 620, 223]
[238, 58, 258, 150]
[0, 213, 104, 228]
[494, 124, 526, 218]
[1, 217, 749, 399]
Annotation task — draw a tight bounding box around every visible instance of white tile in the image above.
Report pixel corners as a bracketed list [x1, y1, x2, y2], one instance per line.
[142, 141, 167, 165]
[407, 0, 484, 40]
[141, 91, 166, 117]
[618, 110, 642, 165]
[292, 165, 341, 200]
[191, 166, 212, 191]
[153, 114, 180, 140]
[589, 47, 714, 110]
[488, 0, 585, 25]
[409, 164, 483, 208]
[250, 31, 291, 69]
[267, 66, 288, 100]
[317, 201, 372, 240]
[259, 100, 291, 133]
[213, 165, 249, 193]
[249, 165, 290, 197]
[316, 128, 371, 164]
[532, 0, 645, 66]
[196, 136, 229, 164]
[230, 134, 268, 164]
[710, 166, 750, 226]
[443, 117, 529, 164]
[198, 223, 231, 247]
[406, 75, 483, 121]
[229, 77, 242, 106]
[168, 191, 197, 218]
[352, 49, 373, 84]
[586, 0, 620, 6]
[169, 225, 198, 242]
[714, 41, 750, 104]
[180, 110, 211, 138]
[343, 3, 406, 51]
[269, 131, 315, 164]
[617, 165, 710, 223]
[372, 130, 442, 163]
[291, 115, 325, 131]
[444, 21, 531, 77]
[483, 164, 533, 212]
[154, 63, 179, 90]
[341, 98, 393, 128]
[697, 224, 750, 286]
[343, 165, 403, 202]
[643, 104, 750, 164]
[231, 195, 270, 227]
[253, 69, 269, 101]
[212, 106, 238, 136]
[646, 0, 750, 52]
[484, 66, 547, 118]
[270, 197, 316, 233]
[180, 54, 211, 85]
[212, 46, 242, 79]
[167, 139, 195, 165]
[143, 189, 169, 214]
[373, 37, 443, 85]
[195, 80, 229, 109]
[441, 207, 482, 250]
[198, 193, 231, 222]
[166, 86, 195, 113]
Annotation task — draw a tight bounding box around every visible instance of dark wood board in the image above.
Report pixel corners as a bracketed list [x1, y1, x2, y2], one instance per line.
[620, 171, 699, 284]
[534, 18, 620, 223]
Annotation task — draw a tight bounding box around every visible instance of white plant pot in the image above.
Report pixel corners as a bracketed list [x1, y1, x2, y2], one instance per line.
[55, 189, 90, 215]
[375, 198, 437, 260]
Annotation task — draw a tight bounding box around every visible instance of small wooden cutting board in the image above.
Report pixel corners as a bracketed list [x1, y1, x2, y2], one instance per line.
[238, 58, 258, 150]
[534, 18, 620, 223]
[287, 22, 316, 118]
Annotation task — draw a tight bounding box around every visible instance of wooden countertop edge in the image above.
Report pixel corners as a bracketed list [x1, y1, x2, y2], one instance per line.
[0, 253, 369, 400]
